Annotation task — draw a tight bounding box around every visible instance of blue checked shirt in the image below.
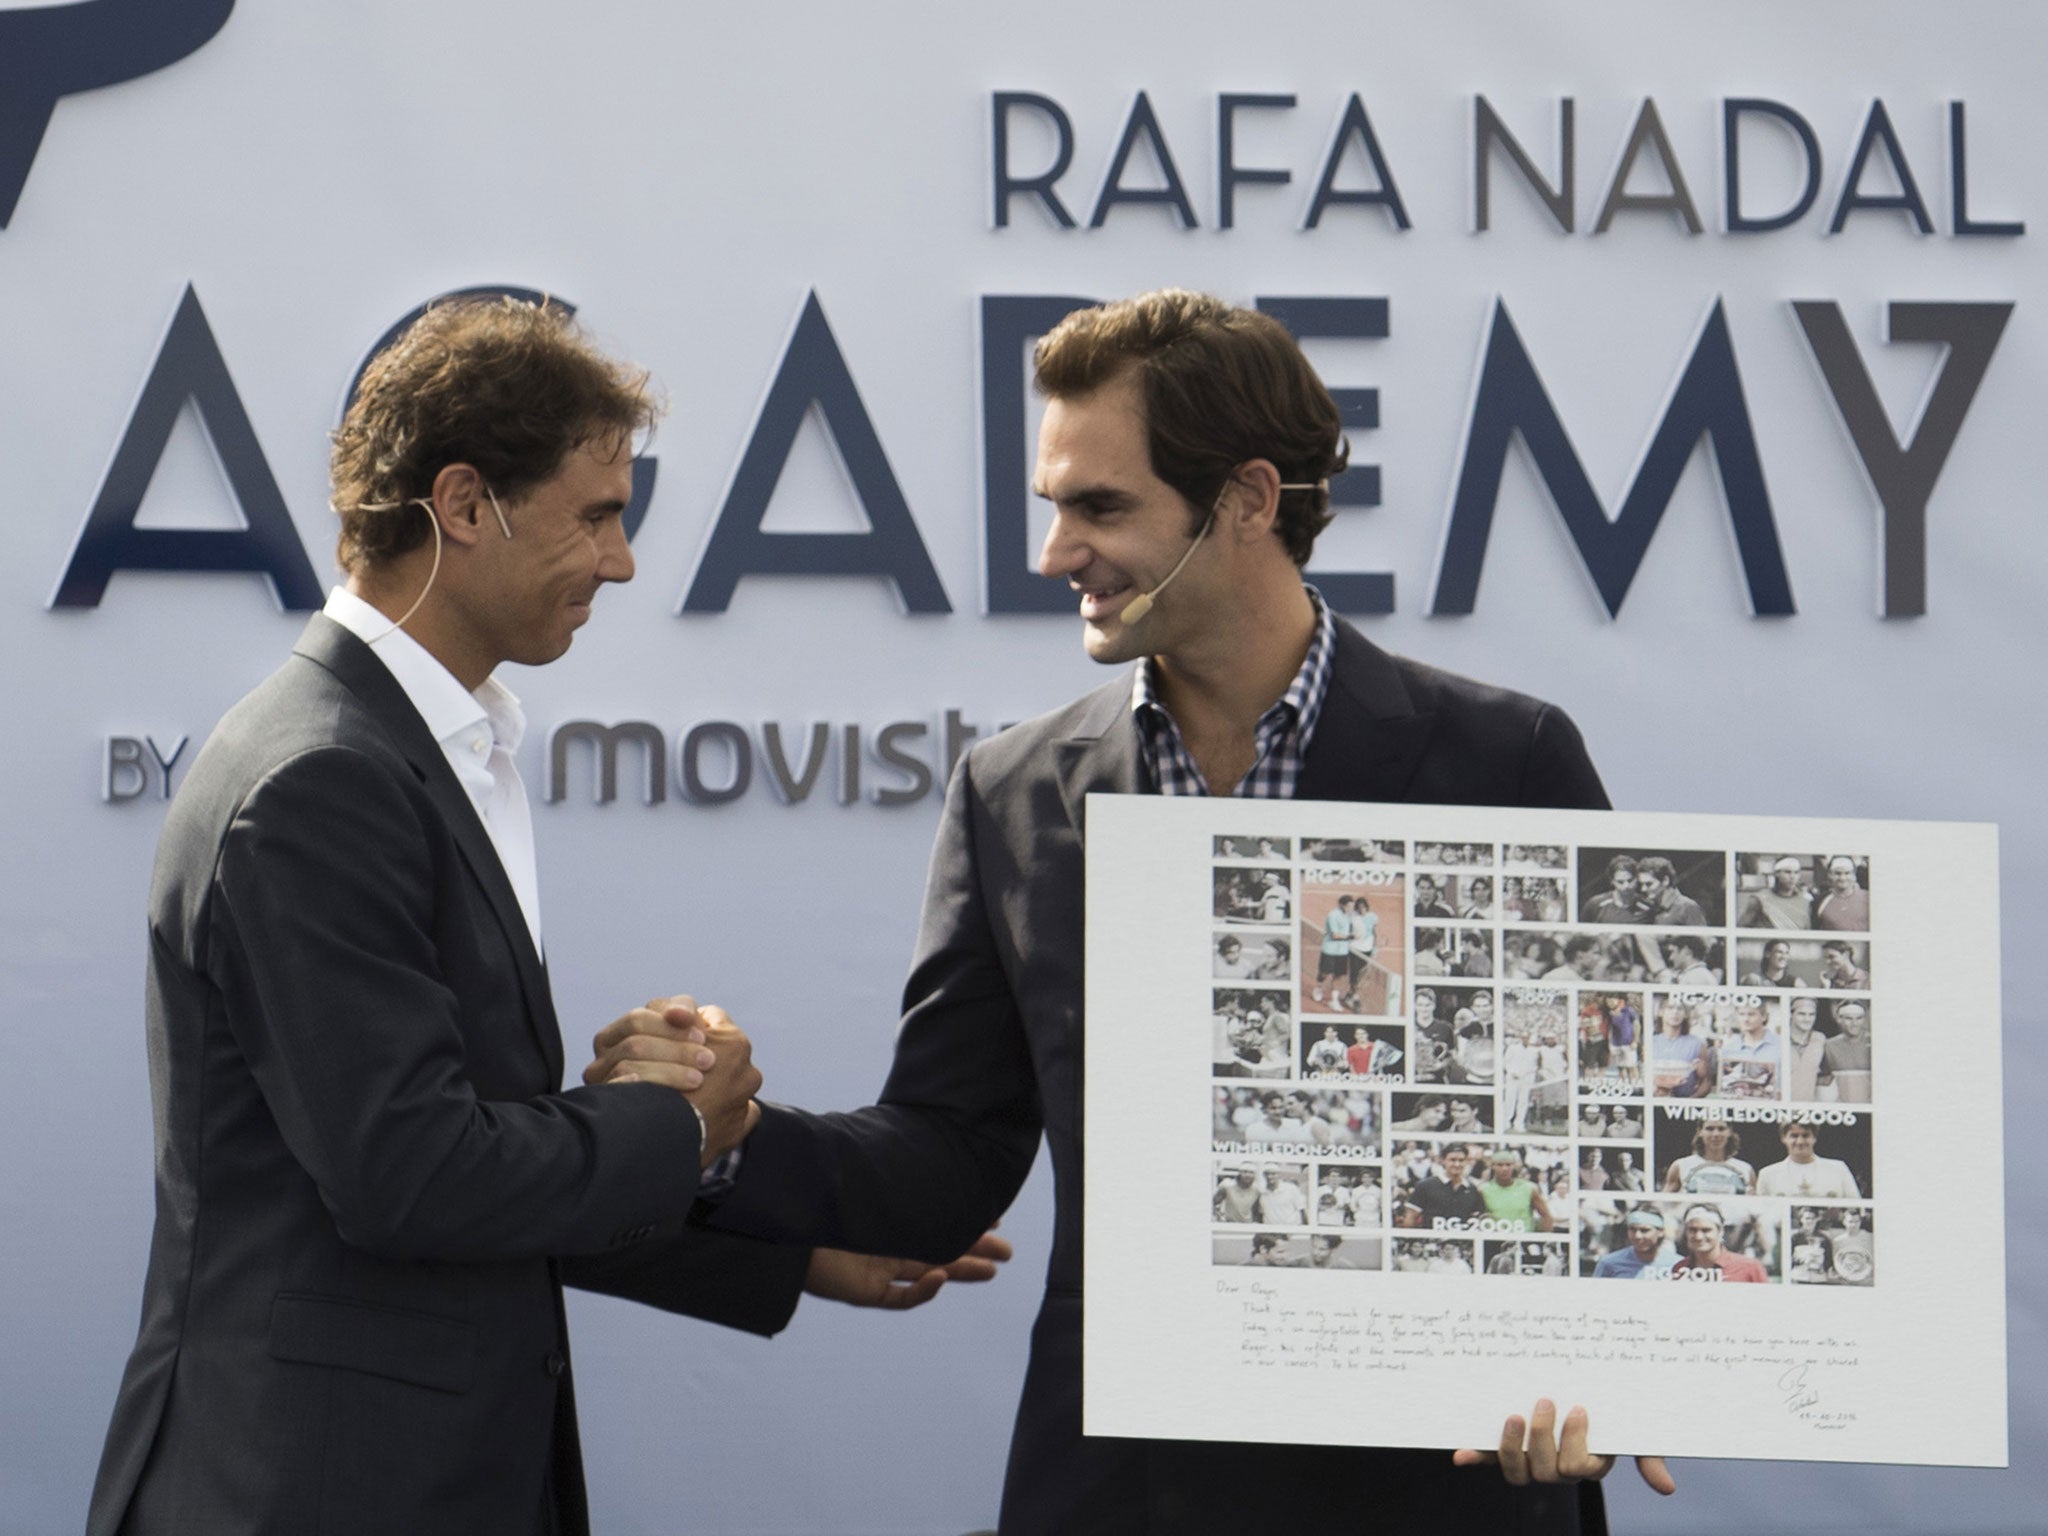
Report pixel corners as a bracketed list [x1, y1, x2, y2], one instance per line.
[1133, 586, 1337, 798]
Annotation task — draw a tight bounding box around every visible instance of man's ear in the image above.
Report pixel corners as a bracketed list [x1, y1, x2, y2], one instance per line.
[1221, 459, 1282, 543]
[428, 463, 490, 548]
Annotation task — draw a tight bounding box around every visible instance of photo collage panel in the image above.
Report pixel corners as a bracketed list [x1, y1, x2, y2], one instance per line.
[1209, 837, 1877, 1286]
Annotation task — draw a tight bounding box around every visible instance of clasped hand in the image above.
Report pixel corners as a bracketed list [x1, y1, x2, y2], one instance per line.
[584, 995, 760, 1168]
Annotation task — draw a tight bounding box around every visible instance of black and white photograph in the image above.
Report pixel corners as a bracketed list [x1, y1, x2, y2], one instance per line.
[1500, 929, 1647, 984]
[1213, 835, 1292, 862]
[1389, 1237, 1478, 1275]
[1211, 990, 1293, 1079]
[1212, 1162, 1313, 1227]
[1414, 841, 1498, 870]
[1301, 836, 1405, 864]
[1645, 932, 1727, 987]
[1785, 995, 1831, 1102]
[1411, 925, 1495, 980]
[1212, 1231, 1376, 1269]
[1787, 1206, 1876, 1286]
[1503, 844, 1570, 871]
[1389, 1091, 1494, 1138]
[1500, 874, 1570, 922]
[1442, 873, 1498, 922]
[1314, 1166, 1386, 1230]
[1575, 848, 1726, 926]
[1811, 854, 1873, 933]
[1213, 866, 1293, 925]
[1654, 1106, 1872, 1200]
[1735, 935, 1810, 989]
[1812, 996, 1872, 1102]
[1753, 1112, 1872, 1199]
[1576, 1145, 1649, 1196]
[1739, 937, 1872, 992]
[1409, 984, 1497, 1086]
[1212, 930, 1292, 981]
[1497, 1008, 1571, 1135]
[1574, 1101, 1646, 1141]
[1818, 937, 1872, 990]
[1484, 1238, 1571, 1277]
[1211, 1086, 1380, 1157]
[1736, 853, 1821, 931]
[1409, 872, 1459, 922]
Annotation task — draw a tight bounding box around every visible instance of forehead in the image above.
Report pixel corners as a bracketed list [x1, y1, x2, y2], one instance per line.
[527, 435, 634, 505]
[1032, 376, 1161, 497]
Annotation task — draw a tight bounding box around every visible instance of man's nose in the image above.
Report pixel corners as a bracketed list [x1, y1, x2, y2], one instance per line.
[1037, 510, 1089, 579]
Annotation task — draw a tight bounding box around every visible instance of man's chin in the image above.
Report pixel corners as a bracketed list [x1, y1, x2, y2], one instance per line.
[1080, 616, 1144, 666]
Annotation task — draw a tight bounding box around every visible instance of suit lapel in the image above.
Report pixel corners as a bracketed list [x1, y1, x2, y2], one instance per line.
[293, 616, 565, 1084]
[1053, 674, 1146, 838]
[1293, 618, 1439, 804]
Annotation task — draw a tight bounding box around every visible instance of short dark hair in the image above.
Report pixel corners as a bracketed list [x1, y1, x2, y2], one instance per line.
[331, 297, 657, 572]
[1033, 289, 1348, 565]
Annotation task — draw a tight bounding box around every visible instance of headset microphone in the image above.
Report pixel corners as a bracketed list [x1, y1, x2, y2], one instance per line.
[1119, 511, 1212, 626]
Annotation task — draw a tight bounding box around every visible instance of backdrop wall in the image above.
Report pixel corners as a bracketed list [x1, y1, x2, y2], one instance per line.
[1, 3, 2037, 1531]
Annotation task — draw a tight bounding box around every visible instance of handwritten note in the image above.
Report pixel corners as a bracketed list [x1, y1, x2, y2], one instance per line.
[1214, 1277, 1860, 1389]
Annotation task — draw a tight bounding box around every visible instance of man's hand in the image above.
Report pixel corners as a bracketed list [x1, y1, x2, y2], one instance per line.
[1452, 1399, 1676, 1496]
[584, 996, 763, 1167]
[803, 1229, 1013, 1311]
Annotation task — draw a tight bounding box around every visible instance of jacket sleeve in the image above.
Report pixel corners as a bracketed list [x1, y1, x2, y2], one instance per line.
[1519, 702, 1610, 811]
[207, 744, 705, 1262]
[705, 753, 1044, 1265]
[562, 1225, 811, 1336]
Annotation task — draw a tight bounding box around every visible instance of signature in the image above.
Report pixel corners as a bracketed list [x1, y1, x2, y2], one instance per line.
[1777, 1362, 1821, 1415]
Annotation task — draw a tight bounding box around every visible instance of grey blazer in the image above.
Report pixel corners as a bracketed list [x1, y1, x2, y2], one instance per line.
[714, 617, 1611, 1535]
[89, 617, 807, 1536]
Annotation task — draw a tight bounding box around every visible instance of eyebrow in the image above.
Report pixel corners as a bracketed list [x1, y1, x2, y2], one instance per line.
[1033, 481, 1138, 512]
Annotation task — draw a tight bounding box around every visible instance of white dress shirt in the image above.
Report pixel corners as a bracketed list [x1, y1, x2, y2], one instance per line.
[322, 588, 543, 955]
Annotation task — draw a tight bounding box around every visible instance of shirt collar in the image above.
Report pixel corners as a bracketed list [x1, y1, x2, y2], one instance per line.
[322, 587, 523, 752]
[1131, 584, 1337, 742]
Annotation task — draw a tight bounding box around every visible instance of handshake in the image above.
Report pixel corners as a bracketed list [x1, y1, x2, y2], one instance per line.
[582, 994, 1012, 1308]
[584, 996, 760, 1170]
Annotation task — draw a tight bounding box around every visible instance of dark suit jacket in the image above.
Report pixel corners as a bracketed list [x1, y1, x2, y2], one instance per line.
[713, 619, 1610, 1535]
[89, 617, 808, 1536]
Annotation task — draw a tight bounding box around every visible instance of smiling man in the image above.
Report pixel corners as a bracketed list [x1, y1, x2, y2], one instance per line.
[690, 288, 1665, 1530]
[86, 300, 978, 1536]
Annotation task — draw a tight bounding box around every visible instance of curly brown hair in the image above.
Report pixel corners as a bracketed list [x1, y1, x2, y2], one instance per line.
[329, 298, 658, 572]
[1032, 289, 1347, 566]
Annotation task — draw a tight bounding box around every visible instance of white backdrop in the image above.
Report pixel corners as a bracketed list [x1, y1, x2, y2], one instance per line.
[1, 3, 2039, 1532]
